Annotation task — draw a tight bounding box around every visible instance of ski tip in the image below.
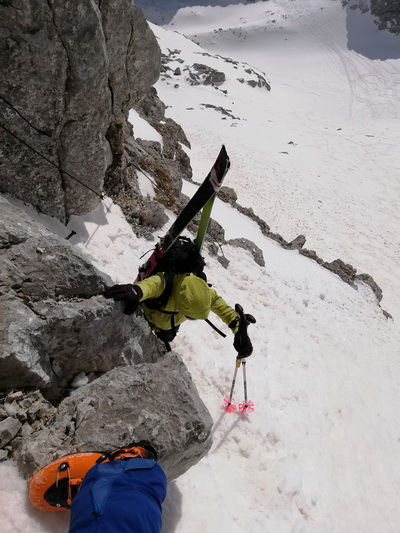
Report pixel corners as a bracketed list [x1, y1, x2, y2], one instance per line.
[220, 145, 230, 170]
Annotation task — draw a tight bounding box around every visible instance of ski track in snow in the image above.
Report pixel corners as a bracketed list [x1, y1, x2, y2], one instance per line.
[2, 1, 400, 533]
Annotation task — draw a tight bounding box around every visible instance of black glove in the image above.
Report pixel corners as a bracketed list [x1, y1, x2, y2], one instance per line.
[234, 329, 253, 358]
[233, 304, 256, 358]
[103, 284, 143, 315]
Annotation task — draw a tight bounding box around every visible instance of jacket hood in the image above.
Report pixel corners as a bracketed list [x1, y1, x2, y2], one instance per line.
[174, 274, 211, 319]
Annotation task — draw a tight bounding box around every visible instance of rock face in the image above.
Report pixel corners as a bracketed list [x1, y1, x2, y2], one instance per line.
[0, 195, 213, 477]
[108, 88, 193, 239]
[0, 0, 161, 222]
[0, 194, 140, 399]
[0, 1, 214, 482]
[12, 355, 213, 480]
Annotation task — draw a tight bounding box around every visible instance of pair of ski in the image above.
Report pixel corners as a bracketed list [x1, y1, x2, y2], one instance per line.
[136, 145, 230, 281]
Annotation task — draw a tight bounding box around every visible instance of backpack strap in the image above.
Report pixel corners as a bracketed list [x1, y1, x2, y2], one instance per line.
[143, 270, 175, 310]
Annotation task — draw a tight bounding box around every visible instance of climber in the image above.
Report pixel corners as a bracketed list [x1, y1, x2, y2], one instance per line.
[68, 443, 167, 533]
[103, 272, 254, 355]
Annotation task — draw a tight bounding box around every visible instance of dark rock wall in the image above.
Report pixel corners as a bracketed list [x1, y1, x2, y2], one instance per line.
[371, 0, 400, 33]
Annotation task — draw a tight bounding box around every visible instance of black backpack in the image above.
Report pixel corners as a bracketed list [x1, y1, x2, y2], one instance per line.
[144, 236, 206, 310]
[140, 236, 227, 351]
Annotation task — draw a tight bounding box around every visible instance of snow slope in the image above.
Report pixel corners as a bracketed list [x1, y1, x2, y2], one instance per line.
[1, 1, 400, 532]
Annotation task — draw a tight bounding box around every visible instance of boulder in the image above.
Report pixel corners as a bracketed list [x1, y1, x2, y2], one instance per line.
[0, 417, 22, 448]
[14, 354, 213, 480]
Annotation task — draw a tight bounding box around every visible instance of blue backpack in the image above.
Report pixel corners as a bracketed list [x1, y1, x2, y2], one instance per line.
[68, 458, 167, 533]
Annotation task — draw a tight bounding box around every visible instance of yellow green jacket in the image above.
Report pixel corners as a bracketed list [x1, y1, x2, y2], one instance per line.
[135, 273, 238, 333]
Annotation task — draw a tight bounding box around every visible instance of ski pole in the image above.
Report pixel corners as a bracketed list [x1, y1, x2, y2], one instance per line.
[238, 360, 254, 413]
[224, 357, 241, 412]
[235, 304, 256, 413]
[234, 303, 256, 336]
[243, 360, 248, 404]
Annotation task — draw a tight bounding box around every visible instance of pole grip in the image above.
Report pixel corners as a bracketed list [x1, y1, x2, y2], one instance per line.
[234, 304, 256, 357]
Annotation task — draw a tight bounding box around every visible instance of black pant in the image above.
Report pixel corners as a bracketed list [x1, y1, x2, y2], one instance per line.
[155, 326, 180, 351]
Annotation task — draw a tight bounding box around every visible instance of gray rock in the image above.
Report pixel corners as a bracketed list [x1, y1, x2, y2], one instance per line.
[227, 238, 265, 267]
[0, 450, 8, 462]
[4, 402, 18, 417]
[31, 420, 43, 432]
[286, 234, 306, 251]
[0, 417, 22, 447]
[217, 255, 230, 269]
[15, 353, 213, 480]
[219, 186, 238, 204]
[205, 219, 226, 245]
[0, 0, 161, 222]
[1, 192, 214, 482]
[356, 273, 383, 302]
[16, 409, 28, 424]
[106, 88, 193, 229]
[0, 195, 162, 399]
[371, 0, 400, 34]
[138, 201, 170, 229]
[26, 403, 41, 425]
[20, 423, 34, 438]
[6, 391, 24, 403]
[187, 64, 226, 86]
[243, 68, 271, 91]
[344, 0, 400, 35]
[323, 258, 357, 285]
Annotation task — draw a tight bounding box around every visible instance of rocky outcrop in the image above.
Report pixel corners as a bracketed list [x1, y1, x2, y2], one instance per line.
[227, 238, 265, 267]
[0, 0, 161, 222]
[0, 1, 216, 482]
[186, 63, 226, 86]
[218, 186, 388, 315]
[104, 87, 194, 239]
[160, 47, 271, 104]
[0, 194, 146, 399]
[9, 355, 213, 480]
[0, 194, 213, 477]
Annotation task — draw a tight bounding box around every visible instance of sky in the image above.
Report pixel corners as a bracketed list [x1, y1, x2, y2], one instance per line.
[1, 1, 400, 532]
